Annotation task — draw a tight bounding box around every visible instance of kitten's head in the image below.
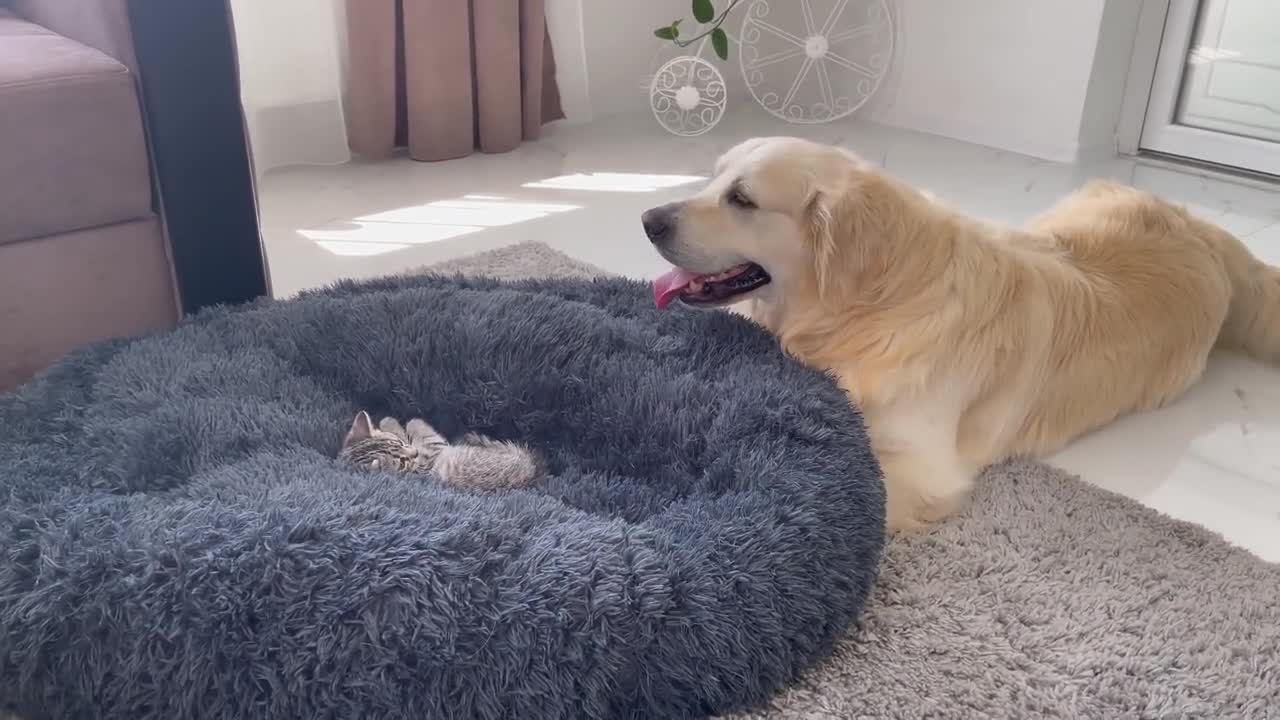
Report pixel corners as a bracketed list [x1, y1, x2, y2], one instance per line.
[339, 411, 426, 473]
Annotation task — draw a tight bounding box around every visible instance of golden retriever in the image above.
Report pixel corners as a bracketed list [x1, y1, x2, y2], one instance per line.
[644, 137, 1280, 529]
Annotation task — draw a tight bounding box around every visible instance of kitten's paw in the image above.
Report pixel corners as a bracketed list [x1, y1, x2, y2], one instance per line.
[460, 432, 499, 447]
[378, 416, 407, 439]
[405, 418, 437, 439]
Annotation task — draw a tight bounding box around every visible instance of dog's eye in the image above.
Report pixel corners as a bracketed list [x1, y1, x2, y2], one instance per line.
[727, 187, 756, 209]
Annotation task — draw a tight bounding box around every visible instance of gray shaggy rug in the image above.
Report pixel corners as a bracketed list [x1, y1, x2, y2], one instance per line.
[0, 248, 886, 720]
[450, 246, 1280, 718]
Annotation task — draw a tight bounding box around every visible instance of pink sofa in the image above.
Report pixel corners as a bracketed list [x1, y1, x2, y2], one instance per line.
[0, 0, 180, 392]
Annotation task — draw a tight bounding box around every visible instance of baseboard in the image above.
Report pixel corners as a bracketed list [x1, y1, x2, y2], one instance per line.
[872, 109, 1090, 164]
[245, 99, 351, 176]
[1072, 137, 1120, 165]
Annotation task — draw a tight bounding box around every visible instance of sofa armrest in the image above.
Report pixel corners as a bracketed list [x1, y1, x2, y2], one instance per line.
[8, 0, 138, 72]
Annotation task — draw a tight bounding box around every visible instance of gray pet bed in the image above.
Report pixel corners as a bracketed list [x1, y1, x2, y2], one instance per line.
[0, 275, 885, 720]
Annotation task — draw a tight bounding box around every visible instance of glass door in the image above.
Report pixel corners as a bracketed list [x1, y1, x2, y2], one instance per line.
[1141, 0, 1280, 176]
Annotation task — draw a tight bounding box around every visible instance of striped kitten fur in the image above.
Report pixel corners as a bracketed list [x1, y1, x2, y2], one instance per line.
[339, 411, 545, 491]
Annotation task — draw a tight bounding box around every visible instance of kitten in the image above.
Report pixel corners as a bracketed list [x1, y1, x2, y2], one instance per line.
[339, 410, 545, 491]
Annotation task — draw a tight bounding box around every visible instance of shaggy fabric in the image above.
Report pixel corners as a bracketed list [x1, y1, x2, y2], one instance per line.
[0, 257, 886, 720]
[437, 246, 1280, 718]
[440, 245, 1279, 718]
[732, 459, 1280, 718]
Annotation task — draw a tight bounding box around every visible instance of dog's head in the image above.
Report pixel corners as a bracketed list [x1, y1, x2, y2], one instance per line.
[646, 137, 895, 310]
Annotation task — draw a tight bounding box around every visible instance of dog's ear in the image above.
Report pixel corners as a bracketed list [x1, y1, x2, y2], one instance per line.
[804, 163, 906, 301]
[804, 179, 863, 300]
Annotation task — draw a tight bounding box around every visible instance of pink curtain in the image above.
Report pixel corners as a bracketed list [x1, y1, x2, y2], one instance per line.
[345, 0, 563, 163]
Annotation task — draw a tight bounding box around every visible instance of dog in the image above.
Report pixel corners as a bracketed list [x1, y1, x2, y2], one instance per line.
[644, 137, 1280, 529]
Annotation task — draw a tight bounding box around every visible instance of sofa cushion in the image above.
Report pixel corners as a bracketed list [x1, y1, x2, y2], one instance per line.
[7, 0, 140, 72]
[0, 10, 153, 246]
[0, 217, 177, 391]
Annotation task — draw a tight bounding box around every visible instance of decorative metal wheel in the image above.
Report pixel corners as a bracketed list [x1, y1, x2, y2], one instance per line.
[649, 55, 728, 137]
[739, 0, 893, 124]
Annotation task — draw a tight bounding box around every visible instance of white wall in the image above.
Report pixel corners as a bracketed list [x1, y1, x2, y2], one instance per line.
[1076, 0, 1144, 159]
[867, 0, 1135, 163]
[578, 0, 693, 118]
[546, 0, 593, 122]
[570, 0, 1142, 163]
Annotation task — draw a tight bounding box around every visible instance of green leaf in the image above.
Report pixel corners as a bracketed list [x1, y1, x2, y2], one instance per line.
[711, 27, 729, 60]
[654, 25, 676, 41]
[692, 0, 715, 24]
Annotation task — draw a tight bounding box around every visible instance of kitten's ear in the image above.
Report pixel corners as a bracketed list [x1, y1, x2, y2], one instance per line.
[345, 411, 375, 444]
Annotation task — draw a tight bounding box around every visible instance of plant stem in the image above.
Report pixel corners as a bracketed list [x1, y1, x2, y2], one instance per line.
[673, 0, 745, 48]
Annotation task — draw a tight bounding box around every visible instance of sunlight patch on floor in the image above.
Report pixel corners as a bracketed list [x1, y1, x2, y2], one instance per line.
[523, 172, 705, 193]
[300, 195, 580, 257]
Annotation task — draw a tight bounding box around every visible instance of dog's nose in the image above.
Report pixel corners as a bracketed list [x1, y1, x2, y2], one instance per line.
[642, 205, 675, 244]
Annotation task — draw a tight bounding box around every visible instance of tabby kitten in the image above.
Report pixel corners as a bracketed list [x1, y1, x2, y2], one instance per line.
[339, 410, 545, 491]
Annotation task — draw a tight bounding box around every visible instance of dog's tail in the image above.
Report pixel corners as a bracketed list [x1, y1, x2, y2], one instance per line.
[1206, 220, 1280, 363]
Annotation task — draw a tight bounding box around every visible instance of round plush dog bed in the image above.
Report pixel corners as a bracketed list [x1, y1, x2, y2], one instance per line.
[0, 274, 884, 720]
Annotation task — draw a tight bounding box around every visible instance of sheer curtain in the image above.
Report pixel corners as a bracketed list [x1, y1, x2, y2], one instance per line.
[228, 0, 590, 176]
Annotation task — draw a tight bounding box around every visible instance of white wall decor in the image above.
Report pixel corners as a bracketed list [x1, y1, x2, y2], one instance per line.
[650, 53, 729, 136]
[740, 0, 893, 123]
[647, 0, 894, 134]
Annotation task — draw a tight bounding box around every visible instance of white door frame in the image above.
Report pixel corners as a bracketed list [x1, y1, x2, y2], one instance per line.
[1122, 0, 1280, 175]
[1117, 0, 1173, 156]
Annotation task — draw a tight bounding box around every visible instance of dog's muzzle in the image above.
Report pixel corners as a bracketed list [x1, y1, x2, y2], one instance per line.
[642, 203, 679, 244]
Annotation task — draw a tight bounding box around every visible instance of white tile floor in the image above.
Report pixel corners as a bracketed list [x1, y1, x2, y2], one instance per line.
[258, 113, 1280, 562]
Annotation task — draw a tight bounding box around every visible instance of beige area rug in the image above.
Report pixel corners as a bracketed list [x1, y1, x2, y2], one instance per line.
[435, 243, 1280, 719]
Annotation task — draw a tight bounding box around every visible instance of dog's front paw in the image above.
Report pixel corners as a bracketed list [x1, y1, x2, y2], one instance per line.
[879, 448, 974, 531]
[885, 494, 964, 531]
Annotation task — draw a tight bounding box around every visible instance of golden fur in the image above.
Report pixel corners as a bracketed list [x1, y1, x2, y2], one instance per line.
[651, 137, 1280, 529]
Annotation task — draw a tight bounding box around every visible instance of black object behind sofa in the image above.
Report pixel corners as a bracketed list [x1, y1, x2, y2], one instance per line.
[128, 0, 270, 313]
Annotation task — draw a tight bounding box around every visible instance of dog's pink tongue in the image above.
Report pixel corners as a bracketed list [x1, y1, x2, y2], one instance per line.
[652, 268, 703, 309]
